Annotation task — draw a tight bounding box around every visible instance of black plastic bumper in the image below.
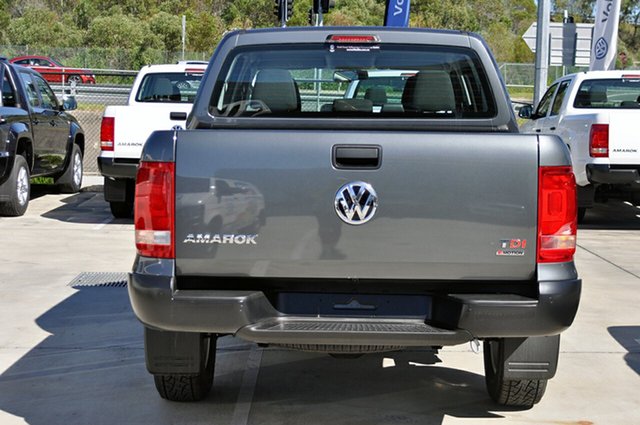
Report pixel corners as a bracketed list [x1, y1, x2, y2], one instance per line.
[587, 164, 640, 185]
[97, 156, 139, 179]
[128, 260, 581, 347]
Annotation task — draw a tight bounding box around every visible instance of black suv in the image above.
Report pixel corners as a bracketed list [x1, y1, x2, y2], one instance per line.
[0, 58, 84, 216]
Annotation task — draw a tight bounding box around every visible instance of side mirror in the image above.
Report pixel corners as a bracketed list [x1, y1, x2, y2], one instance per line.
[62, 95, 77, 111]
[518, 104, 533, 119]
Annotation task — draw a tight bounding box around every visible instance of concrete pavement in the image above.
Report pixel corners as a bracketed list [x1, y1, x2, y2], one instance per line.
[0, 179, 638, 425]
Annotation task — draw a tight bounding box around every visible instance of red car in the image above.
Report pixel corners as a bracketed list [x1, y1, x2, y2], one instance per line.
[9, 55, 96, 84]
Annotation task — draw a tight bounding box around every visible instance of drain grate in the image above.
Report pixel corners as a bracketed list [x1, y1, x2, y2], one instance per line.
[68, 272, 128, 288]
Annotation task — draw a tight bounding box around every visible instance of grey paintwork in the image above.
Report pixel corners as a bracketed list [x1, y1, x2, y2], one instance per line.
[173, 129, 544, 280]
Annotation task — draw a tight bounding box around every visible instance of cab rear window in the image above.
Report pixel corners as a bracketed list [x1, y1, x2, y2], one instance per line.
[574, 78, 640, 109]
[210, 44, 497, 119]
[136, 72, 202, 103]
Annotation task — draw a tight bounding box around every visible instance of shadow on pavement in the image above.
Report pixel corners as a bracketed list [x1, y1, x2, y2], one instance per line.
[580, 201, 640, 231]
[39, 191, 132, 225]
[608, 326, 640, 375]
[0, 286, 517, 425]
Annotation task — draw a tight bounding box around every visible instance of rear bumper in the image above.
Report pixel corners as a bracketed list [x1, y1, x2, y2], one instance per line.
[97, 156, 138, 179]
[129, 258, 581, 347]
[587, 164, 640, 185]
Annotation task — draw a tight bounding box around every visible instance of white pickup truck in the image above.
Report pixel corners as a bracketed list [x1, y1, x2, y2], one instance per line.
[519, 71, 640, 221]
[97, 61, 207, 217]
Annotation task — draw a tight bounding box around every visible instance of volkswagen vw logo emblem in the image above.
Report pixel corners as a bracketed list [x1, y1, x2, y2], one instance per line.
[334, 181, 378, 225]
[594, 37, 608, 60]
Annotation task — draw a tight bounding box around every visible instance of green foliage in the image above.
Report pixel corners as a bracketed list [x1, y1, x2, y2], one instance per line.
[8, 7, 82, 47]
[4, 0, 640, 68]
[85, 14, 144, 49]
[150, 11, 182, 52]
[187, 11, 225, 54]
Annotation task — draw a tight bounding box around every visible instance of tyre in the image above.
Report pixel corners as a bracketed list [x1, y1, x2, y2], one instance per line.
[109, 200, 133, 218]
[67, 75, 82, 85]
[56, 144, 83, 193]
[0, 155, 30, 217]
[483, 339, 547, 408]
[153, 334, 216, 402]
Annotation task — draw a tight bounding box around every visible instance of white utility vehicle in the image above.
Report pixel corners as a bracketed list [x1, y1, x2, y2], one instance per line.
[97, 61, 207, 217]
[520, 71, 640, 221]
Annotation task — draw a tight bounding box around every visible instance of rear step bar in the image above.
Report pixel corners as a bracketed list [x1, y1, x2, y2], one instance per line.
[236, 318, 471, 346]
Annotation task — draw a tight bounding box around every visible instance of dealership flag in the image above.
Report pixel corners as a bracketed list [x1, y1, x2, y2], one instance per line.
[590, 0, 621, 70]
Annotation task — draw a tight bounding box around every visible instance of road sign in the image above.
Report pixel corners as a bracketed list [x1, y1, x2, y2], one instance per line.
[523, 22, 594, 66]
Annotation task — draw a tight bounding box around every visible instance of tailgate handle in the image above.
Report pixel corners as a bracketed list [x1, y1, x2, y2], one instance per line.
[333, 145, 381, 169]
[170, 112, 188, 120]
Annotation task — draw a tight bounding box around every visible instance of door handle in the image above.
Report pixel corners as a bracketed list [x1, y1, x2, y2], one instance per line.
[333, 145, 381, 169]
[549, 127, 556, 131]
[535, 129, 541, 133]
[170, 112, 188, 120]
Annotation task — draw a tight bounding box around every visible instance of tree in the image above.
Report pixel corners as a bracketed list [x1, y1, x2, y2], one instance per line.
[8, 7, 82, 47]
[326, 0, 385, 26]
[149, 11, 182, 53]
[187, 11, 225, 54]
[85, 14, 152, 50]
[222, 0, 274, 28]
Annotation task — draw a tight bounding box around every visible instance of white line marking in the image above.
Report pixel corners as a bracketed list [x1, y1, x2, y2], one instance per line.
[92, 217, 114, 231]
[230, 345, 263, 425]
[635, 339, 640, 346]
[382, 358, 396, 368]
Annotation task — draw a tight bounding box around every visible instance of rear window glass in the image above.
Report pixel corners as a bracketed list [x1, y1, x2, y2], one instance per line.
[574, 78, 640, 109]
[210, 43, 496, 119]
[136, 72, 203, 103]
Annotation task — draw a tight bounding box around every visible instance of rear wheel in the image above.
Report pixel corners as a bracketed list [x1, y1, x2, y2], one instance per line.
[0, 155, 30, 217]
[109, 200, 133, 218]
[153, 334, 216, 402]
[56, 144, 83, 193]
[67, 75, 81, 85]
[483, 339, 547, 408]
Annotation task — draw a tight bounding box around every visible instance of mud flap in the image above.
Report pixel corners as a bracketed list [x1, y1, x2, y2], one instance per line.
[577, 184, 595, 208]
[144, 327, 202, 375]
[501, 335, 560, 380]
[104, 177, 133, 203]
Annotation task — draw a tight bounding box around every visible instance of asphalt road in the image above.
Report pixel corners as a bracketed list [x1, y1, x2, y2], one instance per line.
[0, 177, 638, 425]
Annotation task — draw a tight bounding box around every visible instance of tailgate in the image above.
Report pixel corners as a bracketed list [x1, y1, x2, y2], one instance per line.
[609, 111, 640, 163]
[112, 103, 192, 159]
[175, 130, 539, 281]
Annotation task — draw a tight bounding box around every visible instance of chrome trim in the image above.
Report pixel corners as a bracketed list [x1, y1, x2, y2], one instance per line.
[334, 181, 378, 225]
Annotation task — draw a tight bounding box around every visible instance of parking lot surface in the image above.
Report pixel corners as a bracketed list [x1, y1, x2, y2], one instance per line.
[0, 178, 639, 425]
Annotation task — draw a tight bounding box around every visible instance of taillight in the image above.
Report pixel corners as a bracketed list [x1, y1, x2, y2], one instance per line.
[589, 124, 609, 157]
[134, 161, 175, 258]
[537, 166, 577, 263]
[100, 116, 115, 151]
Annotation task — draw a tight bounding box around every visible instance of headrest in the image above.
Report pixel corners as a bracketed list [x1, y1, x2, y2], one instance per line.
[252, 69, 299, 113]
[403, 71, 455, 112]
[333, 98, 373, 113]
[153, 77, 176, 99]
[590, 87, 607, 104]
[575, 91, 590, 107]
[364, 86, 388, 106]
